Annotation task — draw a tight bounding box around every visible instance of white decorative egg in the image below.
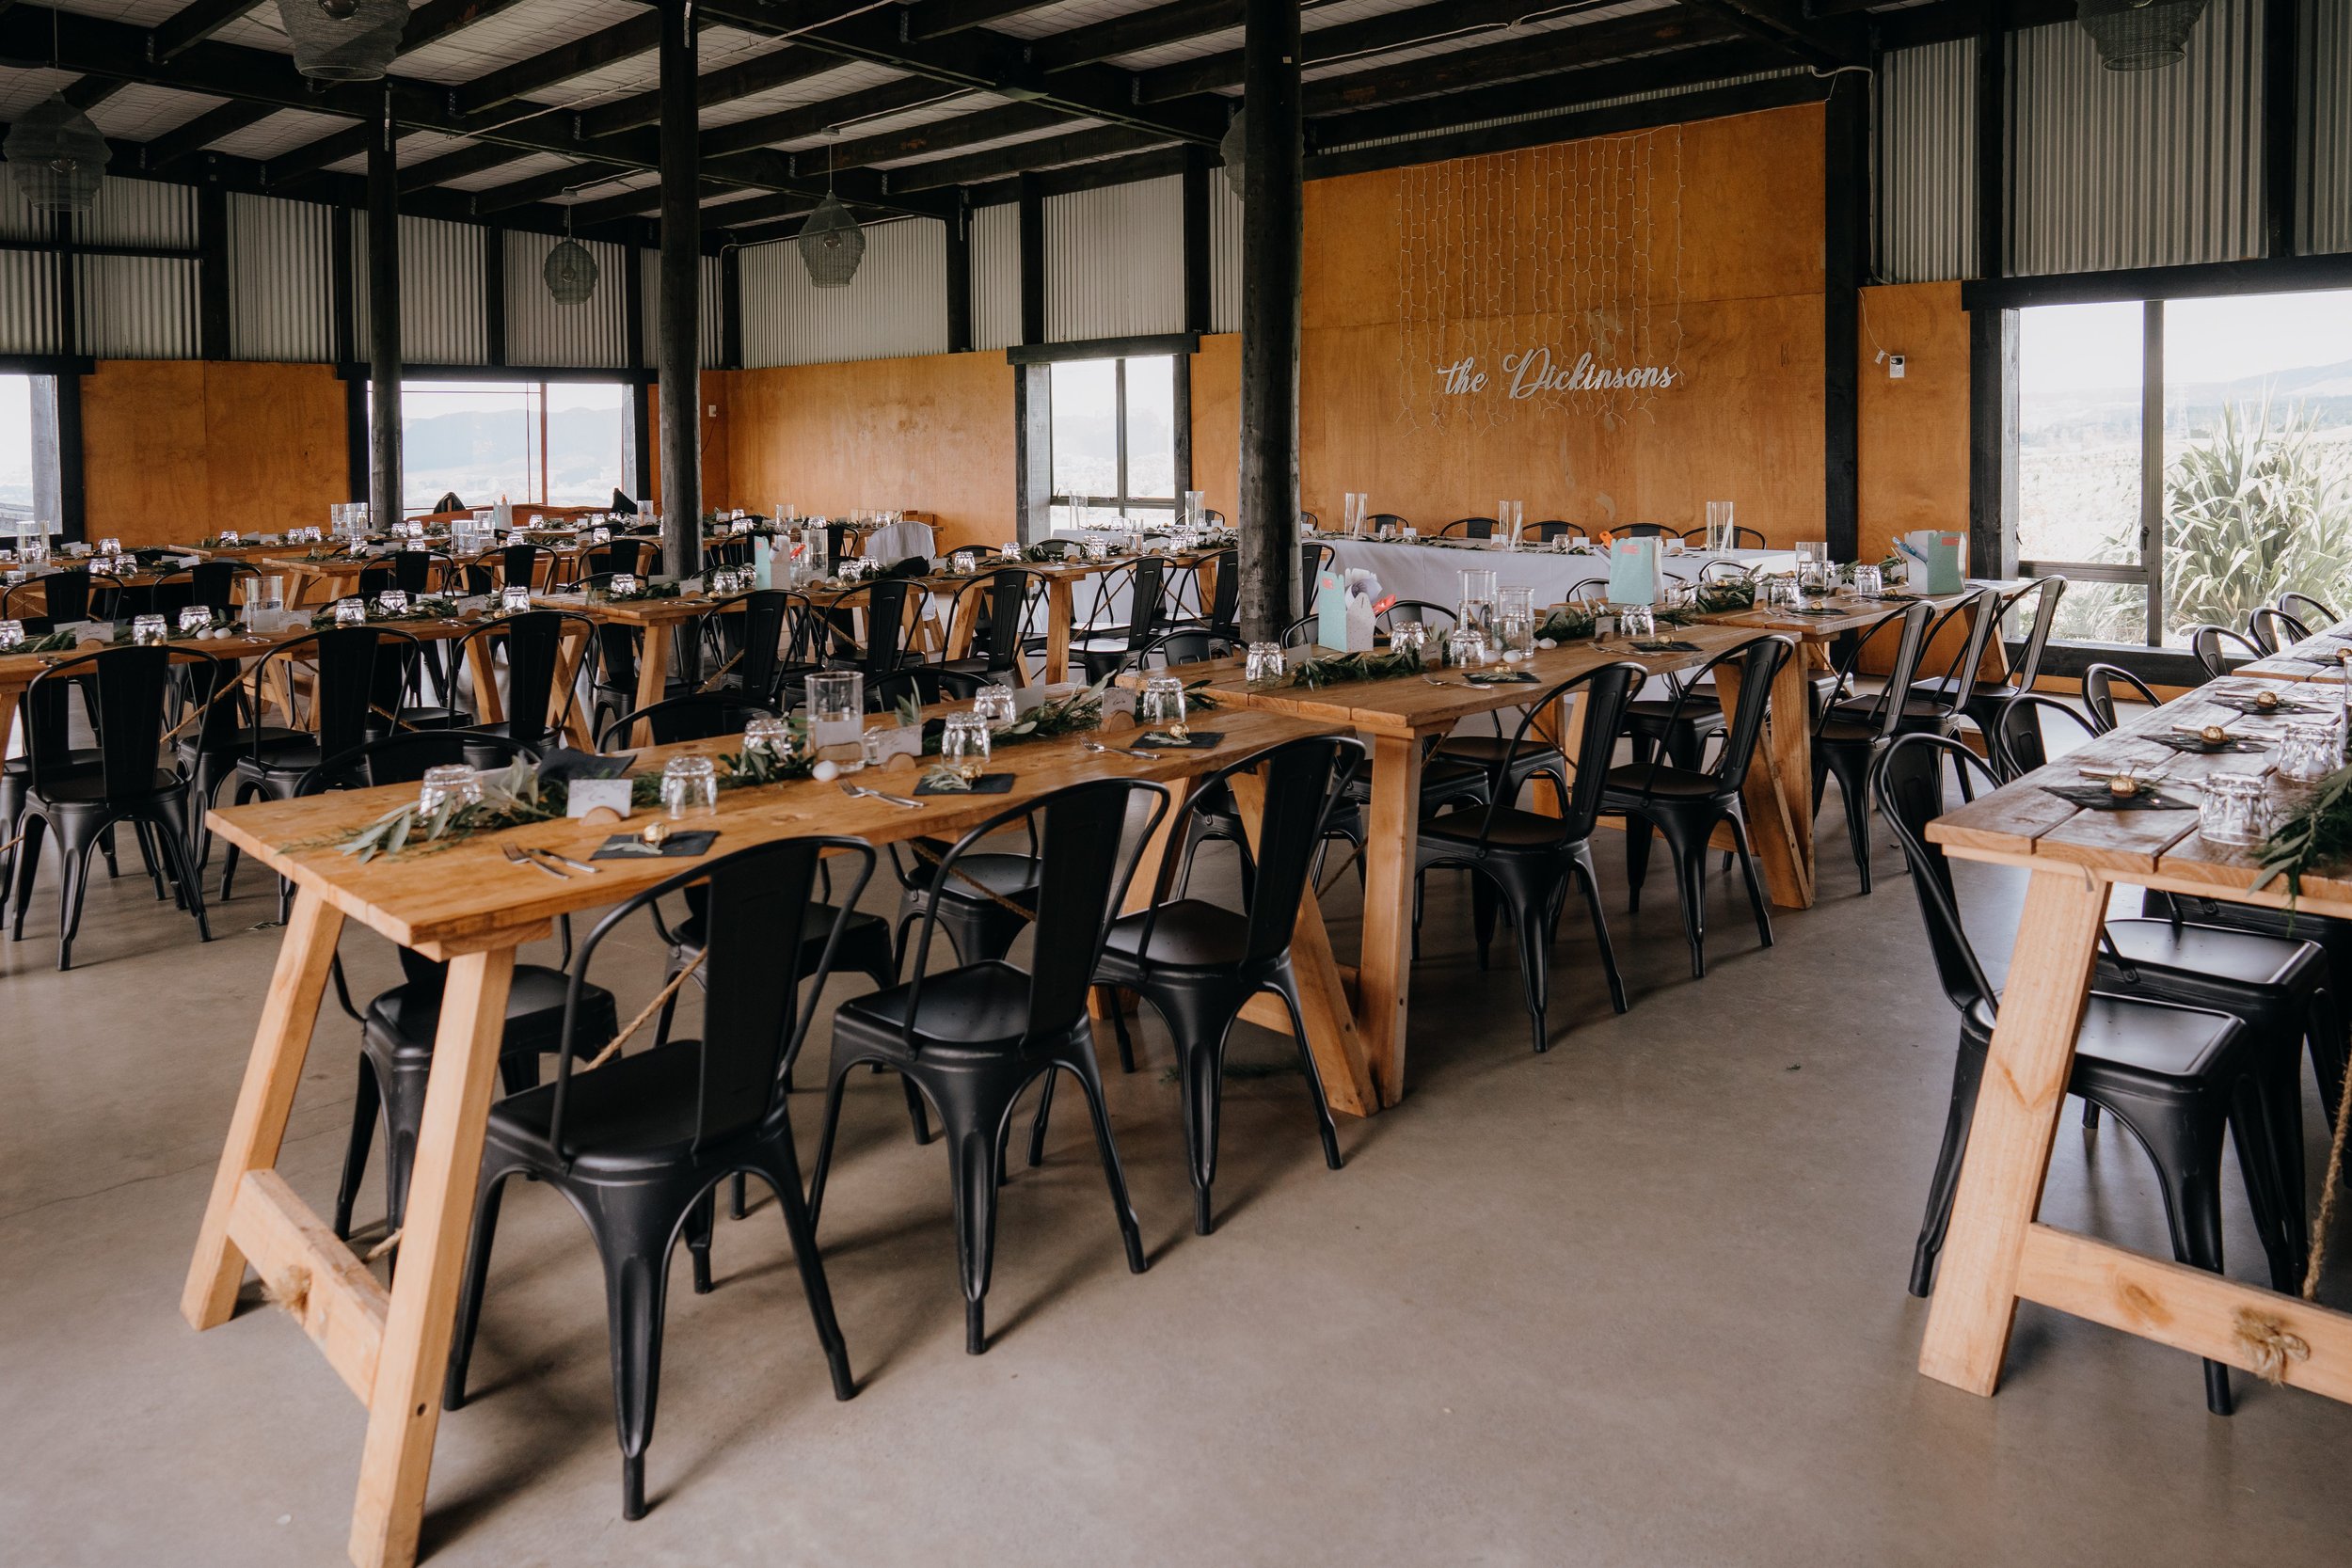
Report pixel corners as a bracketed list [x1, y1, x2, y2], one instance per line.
[811, 759, 840, 783]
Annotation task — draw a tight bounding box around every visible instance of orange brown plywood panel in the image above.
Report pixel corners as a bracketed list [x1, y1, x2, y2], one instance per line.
[200, 362, 348, 537]
[81, 361, 209, 547]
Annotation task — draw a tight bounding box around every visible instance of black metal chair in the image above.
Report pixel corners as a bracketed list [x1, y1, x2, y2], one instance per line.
[2247, 604, 2312, 656]
[2278, 591, 2338, 626]
[594, 693, 775, 752]
[810, 779, 1166, 1354]
[1071, 556, 1170, 683]
[1165, 546, 1238, 644]
[299, 731, 607, 1240]
[940, 567, 1052, 685]
[1362, 513, 1408, 534]
[442, 838, 869, 1519]
[2188, 624, 2265, 681]
[1028, 736, 1363, 1234]
[700, 588, 824, 710]
[1986, 690, 2096, 779]
[1678, 524, 1766, 548]
[1300, 540, 1334, 586]
[452, 609, 598, 752]
[1417, 662, 1646, 1050]
[0, 657, 118, 926]
[8, 644, 217, 970]
[1809, 600, 1935, 893]
[1600, 634, 1793, 977]
[1529, 520, 1583, 543]
[1871, 733, 2301, 1416]
[864, 666, 988, 713]
[1439, 516, 1497, 539]
[1613, 523, 1673, 539]
[2080, 661, 2161, 733]
[1906, 575, 2067, 739]
[818, 578, 920, 680]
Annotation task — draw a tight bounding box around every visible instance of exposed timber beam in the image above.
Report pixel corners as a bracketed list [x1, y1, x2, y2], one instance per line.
[396, 139, 532, 192]
[466, 158, 635, 214]
[400, 0, 535, 53]
[60, 73, 124, 111]
[1675, 0, 1864, 70]
[144, 98, 275, 170]
[453, 12, 662, 117]
[698, 75, 961, 158]
[151, 0, 259, 64]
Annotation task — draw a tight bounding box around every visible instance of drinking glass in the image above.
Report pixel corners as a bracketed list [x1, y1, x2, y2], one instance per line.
[2277, 719, 2343, 784]
[1850, 563, 1883, 597]
[942, 712, 991, 781]
[377, 589, 409, 616]
[1389, 620, 1428, 658]
[177, 606, 212, 635]
[1618, 604, 1658, 641]
[661, 755, 720, 819]
[588, 526, 611, 545]
[1086, 539, 1109, 562]
[499, 585, 532, 614]
[1246, 641, 1285, 683]
[1141, 674, 1188, 736]
[2198, 770, 2274, 846]
[97, 536, 121, 556]
[951, 549, 978, 576]
[0, 620, 23, 650]
[220, 530, 242, 545]
[1705, 500, 1736, 553]
[130, 613, 167, 645]
[1457, 567, 1499, 633]
[999, 541, 1020, 559]
[743, 716, 795, 763]
[1447, 626, 1491, 668]
[416, 765, 480, 816]
[610, 573, 641, 596]
[974, 683, 1017, 730]
[332, 598, 367, 626]
[805, 670, 863, 743]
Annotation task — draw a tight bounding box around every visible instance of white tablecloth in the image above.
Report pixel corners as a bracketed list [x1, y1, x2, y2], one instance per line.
[1320, 538, 1796, 610]
[864, 519, 937, 563]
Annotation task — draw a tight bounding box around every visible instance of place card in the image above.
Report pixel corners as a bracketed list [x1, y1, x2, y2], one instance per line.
[1099, 685, 1137, 719]
[866, 723, 927, 765]
[566, 778, 634, 819]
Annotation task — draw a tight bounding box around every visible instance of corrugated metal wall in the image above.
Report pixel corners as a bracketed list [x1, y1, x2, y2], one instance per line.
[73, 177, 195, 248]
[636, 249, 724, 368]
[2305, 0, 2352, 255]
[1879, 40, 1979, 282]
[356, 214, 489, 365]
[228, 193, 334, 362]
[738, 216, 949, 368]
[1043, 174, 1184, 341]
[970, 201, 1020, 353]
[75, 255, 199, 357]
[0, 253, 60, 355]
[2009, 0, 2262, 276]
[1207, 172, 1242, 335]
[503, 230, 629, 368]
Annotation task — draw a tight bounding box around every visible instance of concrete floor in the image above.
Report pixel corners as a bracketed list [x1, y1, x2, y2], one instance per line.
[6, 793, 2352, 1567]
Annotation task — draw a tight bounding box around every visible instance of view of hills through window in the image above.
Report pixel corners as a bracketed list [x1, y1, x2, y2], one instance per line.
[0, 375, 33, 524]
[2022, 290, 2352, 648]
[381, 380, 632, 513]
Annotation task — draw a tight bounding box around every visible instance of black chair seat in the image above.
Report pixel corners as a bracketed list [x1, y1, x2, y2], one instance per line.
[5, 746, 102, 780]
[2102, 918, 2325, 995]
[1966, 991, 2234, 1085]
[1816, 716, 1879, 746]
[1099, 899, 1248, 971]
[1428, 734, 1565, 768]
[364, 963, 613, 1064]
[1419, 802, 1578, 849]
[1624, 697, 1725, 733]
[675, 899, 890, 957]
[1602, 762, 1721, 800]
[485, 1040, 727, 1173]
[834, 959, 1037, 1056]
[1832, 695, 1950, 729]
[36, 768, 182, 805]
[917, 850, 1041, 911]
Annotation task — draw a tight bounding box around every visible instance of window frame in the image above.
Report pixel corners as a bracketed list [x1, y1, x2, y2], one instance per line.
[1046, 354, 1179, 517]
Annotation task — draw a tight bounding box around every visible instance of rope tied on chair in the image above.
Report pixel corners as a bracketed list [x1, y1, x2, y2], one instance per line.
[909, 837, 1040, 920]
[2233, 1307, 2311, 1387]
[692, 650, 744, 695]
[579, 951, 707, 1073]
[2299, 1048, 2352, 1301]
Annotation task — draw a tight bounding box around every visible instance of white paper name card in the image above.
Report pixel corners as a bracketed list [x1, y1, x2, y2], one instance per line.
[565, 779, 634, 819]
[867, 724, 926, 764]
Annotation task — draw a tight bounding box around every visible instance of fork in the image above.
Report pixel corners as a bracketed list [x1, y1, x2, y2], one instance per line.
[1082, 738, 1158, 759]
[840, 782, 924, 809]
[501, 842, 568, 879]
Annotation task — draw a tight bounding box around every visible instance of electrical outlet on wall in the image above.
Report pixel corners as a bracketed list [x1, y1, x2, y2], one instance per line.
[1886, 355, 1906, 380]
[707, 403, 719, 417]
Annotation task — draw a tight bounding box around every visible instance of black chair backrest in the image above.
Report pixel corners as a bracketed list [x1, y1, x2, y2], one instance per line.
[963, 567, 1049, 673]
[548, 837, 877, 1159]
[840, 578, 914, 675]
[2247, 605, 2311, 656]
[707, 536, 755, 567]
[2001, 576, 2067, 689]
[2188, 623, 2264, 681]
[25, 644, 221, 800]
[724, 589, 806, 702]
[1988, 692, 2097, 781]
[1916, 587, 2006, 721]
[1615, 634, 1794, 797]
[1120, 627, 1216, 675]
[1300, 541, 1334, 588]
[865, 666, 987, 712]
[1377, 598, 1457, 631]
[1471, 661, 1645, 850]
[388, 550, 441, 595]
[1441, 517, 1496, 539]
[584, 539, 659, 578]
[1679, 524, 1766, 548]
[824, 523, 853, 568]
[255, 626, 422, 760]
[1870, 734, 2000, 1019]
[2080, 661, 2161, 734]
[2278, 591, 2337, 626]
[17, 567, 91, 625]
[1201, 547, 1239, 633]
[1279, 613, 1320, 648]
[458, 610, 593, 747]
[1614, 522, 1672, 538]
[499, 544, 550, 591]
[1816, 600, 1934, 740]
[898, 779, 1168, 1052]
[1530, 520, 1581, 542]
[188, 560, 251, 612]
[1363, 513, 1408, 533]
[596, 693, 774, 751]
[1140, 736, 1364, 968]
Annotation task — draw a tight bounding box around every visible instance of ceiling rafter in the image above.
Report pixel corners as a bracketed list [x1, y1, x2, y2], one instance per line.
[397, 139, 535, 192]
[1675, 0, 1865, 70]
[144, 97, 277, 169]
[467, 158, 636, 214]
[151, 0, 259, 64]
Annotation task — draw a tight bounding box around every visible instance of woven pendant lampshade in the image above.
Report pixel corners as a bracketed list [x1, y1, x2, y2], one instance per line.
[276, 0, 411, 81]
[543, 237, 598, 305]
[2076, 0, 2208, 71]
[4, 95, 108, 214]
[1219, 108, 1246, 197]
[797, 194, 866, 288]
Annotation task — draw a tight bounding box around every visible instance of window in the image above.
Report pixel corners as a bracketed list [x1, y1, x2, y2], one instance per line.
[1047, 355, 1176, 532]
[0, 374, 34, 527]
[2018, 289, 2352, 648]
[374, 379, 633, 513]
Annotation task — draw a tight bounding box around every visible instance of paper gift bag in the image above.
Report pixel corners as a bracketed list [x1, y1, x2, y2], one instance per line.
[1607, 537, 1662, 606]
[1315, 573, 1375, 651]
[1898, 531, 1964, 594]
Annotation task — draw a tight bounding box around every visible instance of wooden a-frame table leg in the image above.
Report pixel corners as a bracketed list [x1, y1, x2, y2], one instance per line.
[627, 625, 674, 749]
[1357, 734, 1422, 1107]
[1043, 578, 1076, 685]
[182, 888, 347, 1329]
[349, 945, 516, 1568]
[1917, 866, 2104, 1395]
[1713, 652, 1816, 910]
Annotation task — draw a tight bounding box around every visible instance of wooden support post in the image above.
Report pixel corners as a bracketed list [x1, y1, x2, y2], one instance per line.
[1235, 0, 1302, 643]
[1917, 867, 2104, 1395]
[945, 194, 973, 355]
[657, 0, 703, 578]
[366, 89, 402, 531]
[349, 947, 518, 1568]
[1821, 69, 1866, 565]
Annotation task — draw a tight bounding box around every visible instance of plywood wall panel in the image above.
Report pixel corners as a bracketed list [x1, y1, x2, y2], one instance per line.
[1677, 104, 1825, 305]
[1190, 332, 1240, 523]
[81, 361, 208, 546]
[722, 350, 1015, 552]
[199, 362, 350, 536]
[1855, 280, 1971, 565]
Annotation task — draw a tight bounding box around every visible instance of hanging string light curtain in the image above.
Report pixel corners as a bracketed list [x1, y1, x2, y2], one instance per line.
[2075, 0, 2209, 71]
[276, 0, 411, 82]
[797, 135, 866, 288]
[3, 95, 108, 214]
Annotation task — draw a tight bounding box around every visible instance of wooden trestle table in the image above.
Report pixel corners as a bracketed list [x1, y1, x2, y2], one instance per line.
[183, 704, 1343, 1568]
[1919, 669, 2352, 1406]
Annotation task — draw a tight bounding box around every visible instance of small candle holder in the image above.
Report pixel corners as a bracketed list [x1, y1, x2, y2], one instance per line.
[332, 598, 367, 626]
[131, 614, 168, 646]
[500, 585, 532, 614]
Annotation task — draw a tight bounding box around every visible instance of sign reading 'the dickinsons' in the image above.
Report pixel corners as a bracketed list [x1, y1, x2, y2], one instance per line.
[1434, 347, 1681, 399]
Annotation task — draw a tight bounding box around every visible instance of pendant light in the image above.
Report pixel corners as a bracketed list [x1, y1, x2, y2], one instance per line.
[797, 131, 866, 289]
[2075, 0, 2210, 71]
[276, 0, 411, 82]
[544, 208, 598, 306]
[4, 95, 107, 214]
